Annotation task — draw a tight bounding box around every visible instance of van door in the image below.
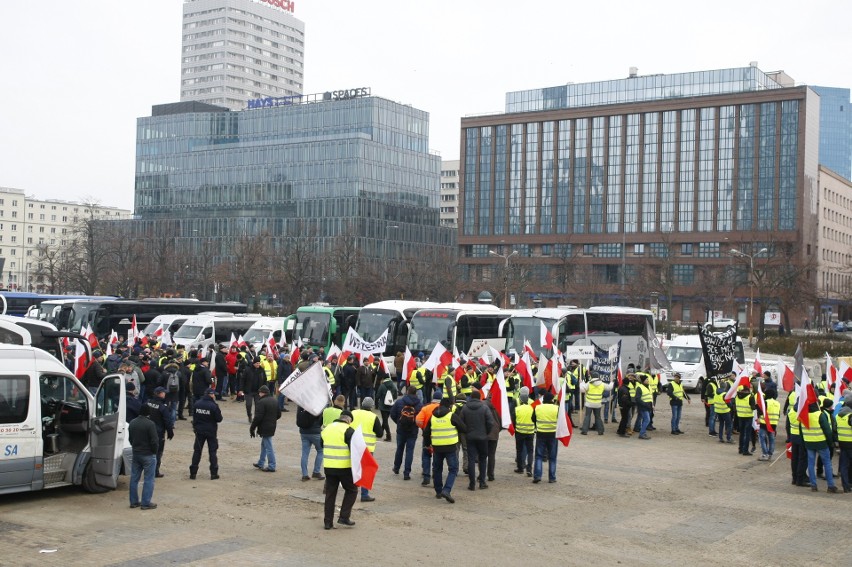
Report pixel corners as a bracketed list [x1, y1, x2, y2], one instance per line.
[88, 374, 126, 489]
[0, 374, 38, 494]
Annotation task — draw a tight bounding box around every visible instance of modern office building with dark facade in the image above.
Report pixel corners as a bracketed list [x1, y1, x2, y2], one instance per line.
[130, 92, 454, 301]
[457, 65, 839, 327]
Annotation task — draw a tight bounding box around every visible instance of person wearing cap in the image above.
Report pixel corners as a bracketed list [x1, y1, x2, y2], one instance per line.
[190, 388, 223, 480]
[416, 391, 443, 487]
[665, 373, 691, 435]
[146, 386, 175, 478]
[321, 410, 358, 529]
[424, 396, 463, 503]
[512, 386, 535, 476]
[250, 385, 282, 472]
[351, 397, 382, 501]
[128, 403, 159, 510]
[580, 373, 614, 436]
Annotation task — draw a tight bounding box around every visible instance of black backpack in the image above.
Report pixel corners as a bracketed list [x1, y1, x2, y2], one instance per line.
[399, 404, 417, 432]
[165, 370, 180, 394]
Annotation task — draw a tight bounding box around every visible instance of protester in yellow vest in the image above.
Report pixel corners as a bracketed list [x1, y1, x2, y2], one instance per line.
[424, 397, 463, 503]
[321, 410, 358, 529]
[735, 385, 756, 456]
[713, 379, 733, 444]
[531, 391, 559, 483]
[580, 375, 614, 436]
[350, 397, 383, 502]
[665, 373, 690, 435]
[756, 390, 780, 461]
[800, 402, 838, 492]
[512, 387, 535, 476]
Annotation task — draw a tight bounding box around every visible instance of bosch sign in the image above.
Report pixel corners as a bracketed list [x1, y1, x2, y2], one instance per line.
[260, 0, 295, 13]
[323, 88, 371, 101]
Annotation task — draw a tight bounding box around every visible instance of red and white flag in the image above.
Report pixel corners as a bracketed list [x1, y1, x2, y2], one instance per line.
[778, 361, 796, 392]
[523, 339, 539, 363]
[488, 366, 514, 436]
[556, 379, 573, 447]
[153, 323, 164, 339]
[754, 381, 774, 434]
[351, 425, 379, 490]
[130, 315, 138, 342]
[83, 324, 99, 350]
[515, 351, 534, 390]
[424, 343, 454, 383]
[230, 333, 239, 348]
[73, 339, 89, 380]
[795, 366, 819, 428]
[267, 331, 277, 354]
[326, 344, 342, 362]
[724, 369, 752, 402]
[540, 321, 555, 350]
[289, 343, 301, 368]
[753, 349, 763, 376]
[403, 347, 417, 385]
[616, 358, 624, 388]
[840, 359, 852, 382]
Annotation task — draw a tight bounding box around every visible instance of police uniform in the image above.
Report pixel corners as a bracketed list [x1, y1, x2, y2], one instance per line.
[190, 389, 223, 479]
[146, 392, 174, 477]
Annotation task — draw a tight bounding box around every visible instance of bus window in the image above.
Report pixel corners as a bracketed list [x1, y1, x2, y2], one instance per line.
[202, 327, 213, 340]
[557, 314, 586, 350]
[0, 376, 29, 424]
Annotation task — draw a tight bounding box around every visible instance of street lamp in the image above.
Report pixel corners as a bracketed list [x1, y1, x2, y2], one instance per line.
[729, 247, 768, 347]
[489, 249, 518, 309]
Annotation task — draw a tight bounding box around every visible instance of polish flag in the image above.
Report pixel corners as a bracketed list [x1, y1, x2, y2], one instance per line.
[130, 315, 138, 343]
[840, 359, 852, 382]
[153, 323, 164, 339]
[351, 425, 379, 490]
[267, 332, 277, 355]
[73, 339, 89, 379]
[778, 362, 796, 392]
[540, 321, 555, 350]
[753, 349, 763, 376]
[424, 343, 454, 382]
[83, 324, 99, 350]
[326, 344, 342, 362]
[289, 343, 301, 368]
[108, 330, 119, 346]
[523, 339, 539, 363]
[230, 333, 239, 348]
[795, 366, 819, 428]
[825, 353, 837, 390]
[105, 340, 113, 358]
[556, 379, 573, 447]
[477, 351, 491, 367]
[487, 366, 514, 435]
[488, 345, 510, 369]
[724, 369, 752, 402]
[616, 358, 624, 388]
[754, 381, 774, 434]
[377, 355, 391, 377]
[515, 351, 534, 390]
[403, 347, 417, 385]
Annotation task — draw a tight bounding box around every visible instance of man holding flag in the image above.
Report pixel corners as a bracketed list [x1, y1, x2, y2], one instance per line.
[321, 410, 359, 529]
[531, 391, 559, 483]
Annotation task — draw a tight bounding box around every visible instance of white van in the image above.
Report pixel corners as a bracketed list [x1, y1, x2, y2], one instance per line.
[0, 344, 127, 496]
[664, 335, 746, 393]
[242, 317, 286, 348]
[172, 314, 262, 351]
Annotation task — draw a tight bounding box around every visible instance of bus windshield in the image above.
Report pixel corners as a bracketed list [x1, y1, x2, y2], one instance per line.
[296, 312, 331, 348]
[243, 328, 279, 345]
[67, 303, 98, 333]
[585, 313, 650, 336]
[407, 314, 453, 353]
[665, 346, 702, 363]
[354, 309, 398, 343]
[507, 317, 555, 355]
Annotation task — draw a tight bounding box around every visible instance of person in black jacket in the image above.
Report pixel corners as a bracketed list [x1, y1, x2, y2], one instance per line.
[191, 358, 214, 402]
[126, 381, 142, 423]
[214, 345, 229, 401]
[190, 388, 223, 480]
[146, 387, 175, 478]
[239, 358, 266, 423]
[128, 404, 159, 509]
[340, 356, 358, 410]
[459, 389, 495, 490]
[250, 385, 282, 472]
[616, 373, 635, 437]
[297, 404, 325, 481]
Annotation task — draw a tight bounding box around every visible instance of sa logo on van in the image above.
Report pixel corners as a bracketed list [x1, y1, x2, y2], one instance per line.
[4, 445, 19, 456]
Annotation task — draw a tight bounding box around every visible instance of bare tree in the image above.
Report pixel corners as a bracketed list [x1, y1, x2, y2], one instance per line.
[63, 200, 112, 294]
[33, 243, 66, 294]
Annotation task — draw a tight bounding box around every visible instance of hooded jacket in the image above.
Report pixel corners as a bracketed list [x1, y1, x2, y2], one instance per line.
[460, 398, 495, 441]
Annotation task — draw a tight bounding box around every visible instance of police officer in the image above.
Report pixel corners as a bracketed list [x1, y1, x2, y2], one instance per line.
[189, 387, 223, 480]
[146, 386, 175, 478]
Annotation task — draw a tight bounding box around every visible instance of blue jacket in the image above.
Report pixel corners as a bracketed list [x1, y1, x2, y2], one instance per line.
[192, 396, 223, 435]
[390, 394, 423, 434]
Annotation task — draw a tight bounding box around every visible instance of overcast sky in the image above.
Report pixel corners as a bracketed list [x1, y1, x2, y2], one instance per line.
[1, 0, 850, 211]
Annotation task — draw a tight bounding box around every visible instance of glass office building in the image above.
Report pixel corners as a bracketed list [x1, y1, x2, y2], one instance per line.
[132, 95, 452, 272]
[811, 86, 852, 180]
[459, 66, 824, 323]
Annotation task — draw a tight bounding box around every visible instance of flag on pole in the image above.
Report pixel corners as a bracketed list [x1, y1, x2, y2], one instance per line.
[350, 425, 379, 490]
[488, 366, 514, 435]
[724, 368, 752, 402]
[515, 351, 534, 390]
[523, 339, 539, 363]
[754, 380, 774, 434]
[556, 379, 573, 447]
[130, 315, 138, 343]
[424, 343, 453, 382]
[326, 343, 342, 362]
[753, 349, 763, 376]
[73, 339, 89, 379]
[403, 347, 417, 385]
[267, 331, 277, 355]
[279, 361, 331, 416]
[289, 342, 301, 368]
[795, 366, 818, 428]
[230, 333, 238, 349]
[540, 321, 554, 350]
[778, 361, 796, 392]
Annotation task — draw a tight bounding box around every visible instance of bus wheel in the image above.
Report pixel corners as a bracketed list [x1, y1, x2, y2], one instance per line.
[82, 462, 109, 494]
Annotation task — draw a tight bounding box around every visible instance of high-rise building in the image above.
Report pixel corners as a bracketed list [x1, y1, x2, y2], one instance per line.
[440, 160, 459, 228]
[131, 92, 454, 302]
[811, 86, 852, 180]
[0, 187, 130, 292]
[457, 65, 852, 326]
[180, 0, 304, 111]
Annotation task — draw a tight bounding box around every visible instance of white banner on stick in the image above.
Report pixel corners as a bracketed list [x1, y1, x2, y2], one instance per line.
[564, 345, 594, 360]
[279, 362, 331, 416]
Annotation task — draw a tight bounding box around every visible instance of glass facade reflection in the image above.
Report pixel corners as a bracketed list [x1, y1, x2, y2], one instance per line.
[811, 86, 852, 180]
[133, 96, 452, 265]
